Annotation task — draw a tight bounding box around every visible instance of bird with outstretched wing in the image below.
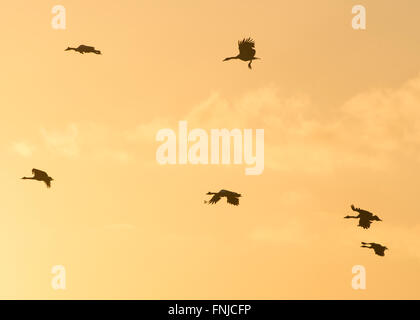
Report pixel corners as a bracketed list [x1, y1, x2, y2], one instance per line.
[205, 189, 241, 206]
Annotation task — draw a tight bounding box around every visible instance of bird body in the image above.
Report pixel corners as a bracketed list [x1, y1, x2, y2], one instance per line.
[223, 38, 260, 69]
[344, 205, 382, 229]
[65, 45, 101, 54]
[206, 189, 241, 206]
[22, 168, 53, 188]
[361, 242, 388, 256]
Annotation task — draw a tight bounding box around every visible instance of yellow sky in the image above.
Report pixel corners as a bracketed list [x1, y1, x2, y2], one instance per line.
[1, 0, 420, 299]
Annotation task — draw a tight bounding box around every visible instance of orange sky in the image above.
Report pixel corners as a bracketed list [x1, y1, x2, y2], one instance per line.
[1, 0, 420, 299]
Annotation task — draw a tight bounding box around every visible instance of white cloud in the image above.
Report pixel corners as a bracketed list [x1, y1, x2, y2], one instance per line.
[128, 74, 420, 174]
[125, 119, 172, 144]
[12, 141, 35, 157]
[37, 123, 135, 164]
[41, 124, 80, 157]
[16, 73, 420, 175]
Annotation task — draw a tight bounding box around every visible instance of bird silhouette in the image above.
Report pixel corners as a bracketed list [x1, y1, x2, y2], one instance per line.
[344, 205, 382, 229]
[361, 242, 388, 256]
[205, 189, 241, 206]
[65, 45, 101, 54]
[223, 38, 260, 69]
[22, 168, 54, 188]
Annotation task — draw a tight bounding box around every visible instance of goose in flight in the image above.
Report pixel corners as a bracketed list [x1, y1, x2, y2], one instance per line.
[223, 38, 260, 69]
[65, 45, 101, 54]
[344, 205, 382, 229]
[22, 168, 54, 188]
[205, 189, 241, 206]
[361, 242, 388, 257]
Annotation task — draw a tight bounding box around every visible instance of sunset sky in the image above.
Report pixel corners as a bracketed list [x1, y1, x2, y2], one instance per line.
[1, 0, 420, 299]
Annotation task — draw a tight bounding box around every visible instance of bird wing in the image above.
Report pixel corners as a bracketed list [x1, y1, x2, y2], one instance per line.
[362, 242, 375, 246]
[358, 217, 372, 229]
[32, 168, 48, 178]
[219, 189, 241, 197]
[373, 246, 385, 256]
[238, 38, 256, 57]
[226, 196, 239, 206]
[208, 194, 221, 204]
[79, 45, 95, 51]
[351, 205, 374, 217]
[44, 179, 51, 188]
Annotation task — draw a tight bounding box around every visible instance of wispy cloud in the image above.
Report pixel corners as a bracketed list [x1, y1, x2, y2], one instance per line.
[127, 74, 420, 174]
[12, 141, 35, 157]
[34, 123, 134, 164]
[13, 73, 420, 175]
[41, 124, 80, 157]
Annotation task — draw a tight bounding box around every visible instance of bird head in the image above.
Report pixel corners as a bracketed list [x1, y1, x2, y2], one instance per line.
[373, 215, 382, 221]
[206, 192, 213, 195]
[65, 47, 71, 51]
[344, 215, 351, 219]
[384, 247, 389, 251]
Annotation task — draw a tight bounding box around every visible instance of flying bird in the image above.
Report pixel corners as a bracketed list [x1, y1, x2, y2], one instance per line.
[344, 205, 382, 229]
[361, 242, 388, 257]
[22, 168, 54, 188]
[205, 189, 241, 206]
[223, 38, 260, 69]
[65, 45, 101, 54]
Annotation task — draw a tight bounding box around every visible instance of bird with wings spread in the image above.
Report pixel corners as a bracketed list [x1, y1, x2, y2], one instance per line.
[344, 205, 382, 229]
[361, 242, 388, 257]
[205, 190, 242, 206]
[223, 38, 260, 69]
[65, 44, 101, 54]
[22, 168, 54, 188]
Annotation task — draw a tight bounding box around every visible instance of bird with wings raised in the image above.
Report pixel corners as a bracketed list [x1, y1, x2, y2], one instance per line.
[205, 189, 241, 206]
[361, 242, 388, 257]
[22, 168, 54, 188]
[65, 44, 101, 54]
[344, 204, 382, 229]
[223, 38, 260, 69]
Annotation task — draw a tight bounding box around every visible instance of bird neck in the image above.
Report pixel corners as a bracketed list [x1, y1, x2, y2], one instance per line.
[224, 56, 239, 61]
